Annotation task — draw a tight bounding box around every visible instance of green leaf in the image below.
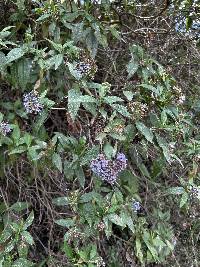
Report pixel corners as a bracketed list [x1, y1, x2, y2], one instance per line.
[63, 241, 74, 260]
[109, 26, 121, 40]
[16, 0, 25, 10]
[75, 166, 85, 188]
[123, 90, 134, 101]
[136, 122, 154, 143]
[107, 214, 126, 227]
[103, 142, 114, 159]
[180, 192, 189, 208]
[17, 58, 32, 90]
[54, 54, 63, 70]
[104, 96, 124, 104]
[79, 95, 96, 103]
[0, 229, 12, 244]
[12, 124, 21, 141]
[21, 231, 34, 245]
[6, 48, 25, 64]
[0, 52, 6, 71]
[138, 84, 159, 95]
[10, 202, 30, 212]
[142, 231, 159, 261]
[120, 211, 135, 233]
[52, 152, 62, 173]
[90, 244, 97, 259]
[52, 197, 69, 206]
[23, 211, 34, 230]
[12, 258, 34, 267]
[155, 134, 171, 162]
[112, 104, 131, 118]
[9, 146, 26, 155]
[68, 89, 82, 121]
[81, 145, 99, 165]
[127, 58, 139, 79]
[82, 102, 97, 116]
[136, 237, 144, 264]
[46, 39, 63, 52]
[36, 13, 51, 22]
[138, 163, 151, 178]
[86, 29, 98, 58]
[55, 219, 75, 228]
[79, 191, 102, 203]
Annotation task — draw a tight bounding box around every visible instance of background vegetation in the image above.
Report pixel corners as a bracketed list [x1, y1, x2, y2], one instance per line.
[0, 0, 200, 266]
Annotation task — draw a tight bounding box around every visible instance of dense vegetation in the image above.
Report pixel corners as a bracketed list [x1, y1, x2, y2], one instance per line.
[0, 0, 199, 266]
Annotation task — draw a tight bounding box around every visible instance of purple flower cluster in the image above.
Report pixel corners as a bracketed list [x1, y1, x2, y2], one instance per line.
[132, 200, 141, 212]
[90, 153, 127, 185]
[190, 186, 200, 198]
[0, 121, 12, 136]
[76, 62, 91, 77]
[23, 91, 43, 114]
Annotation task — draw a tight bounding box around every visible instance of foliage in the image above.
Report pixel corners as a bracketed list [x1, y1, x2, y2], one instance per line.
[0, 0, 200, 266]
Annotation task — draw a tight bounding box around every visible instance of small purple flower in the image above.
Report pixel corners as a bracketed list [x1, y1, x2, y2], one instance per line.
[23, 91, 43, 114]
[190, 186, 200, 198]
[76, 62, 91, 77]
[132, 200, 141, 212]
[0, 121, 12, 136]
[90, 152, 127, 185]
[90, 154, 118, 185]
[116, 152, 127, 171]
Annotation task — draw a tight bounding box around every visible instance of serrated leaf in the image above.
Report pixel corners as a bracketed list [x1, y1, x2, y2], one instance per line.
[79, 191, 102, 203]
[104, 96, 124, 104]
[120, 211, 135, 233]
[54, 54, 63, 70]
[81, 146, 99, 165]
[79, 95, 96, 103]
[107, 214, 126, 227]
[136, 122, 154, 143]
[0, 229, 12, 244]
[6, 48, 25, 64]
[112, 104, 131, 118]
[52, 152, 63, 173]
[36, 13, 51, 22]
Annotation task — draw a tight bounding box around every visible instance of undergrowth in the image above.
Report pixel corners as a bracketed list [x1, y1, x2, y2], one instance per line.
[0, 1, 200, 267]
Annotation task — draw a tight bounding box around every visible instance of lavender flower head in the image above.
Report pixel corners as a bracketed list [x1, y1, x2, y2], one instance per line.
[132, 200, 141, 213]
[190, 186, 200, 198]
[116, 152, 128, 170]
[0, 121, 12, 136]
[90, 152, 127, 185]
[23, 91, 43, 114]
[76, 62, 91, 78]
